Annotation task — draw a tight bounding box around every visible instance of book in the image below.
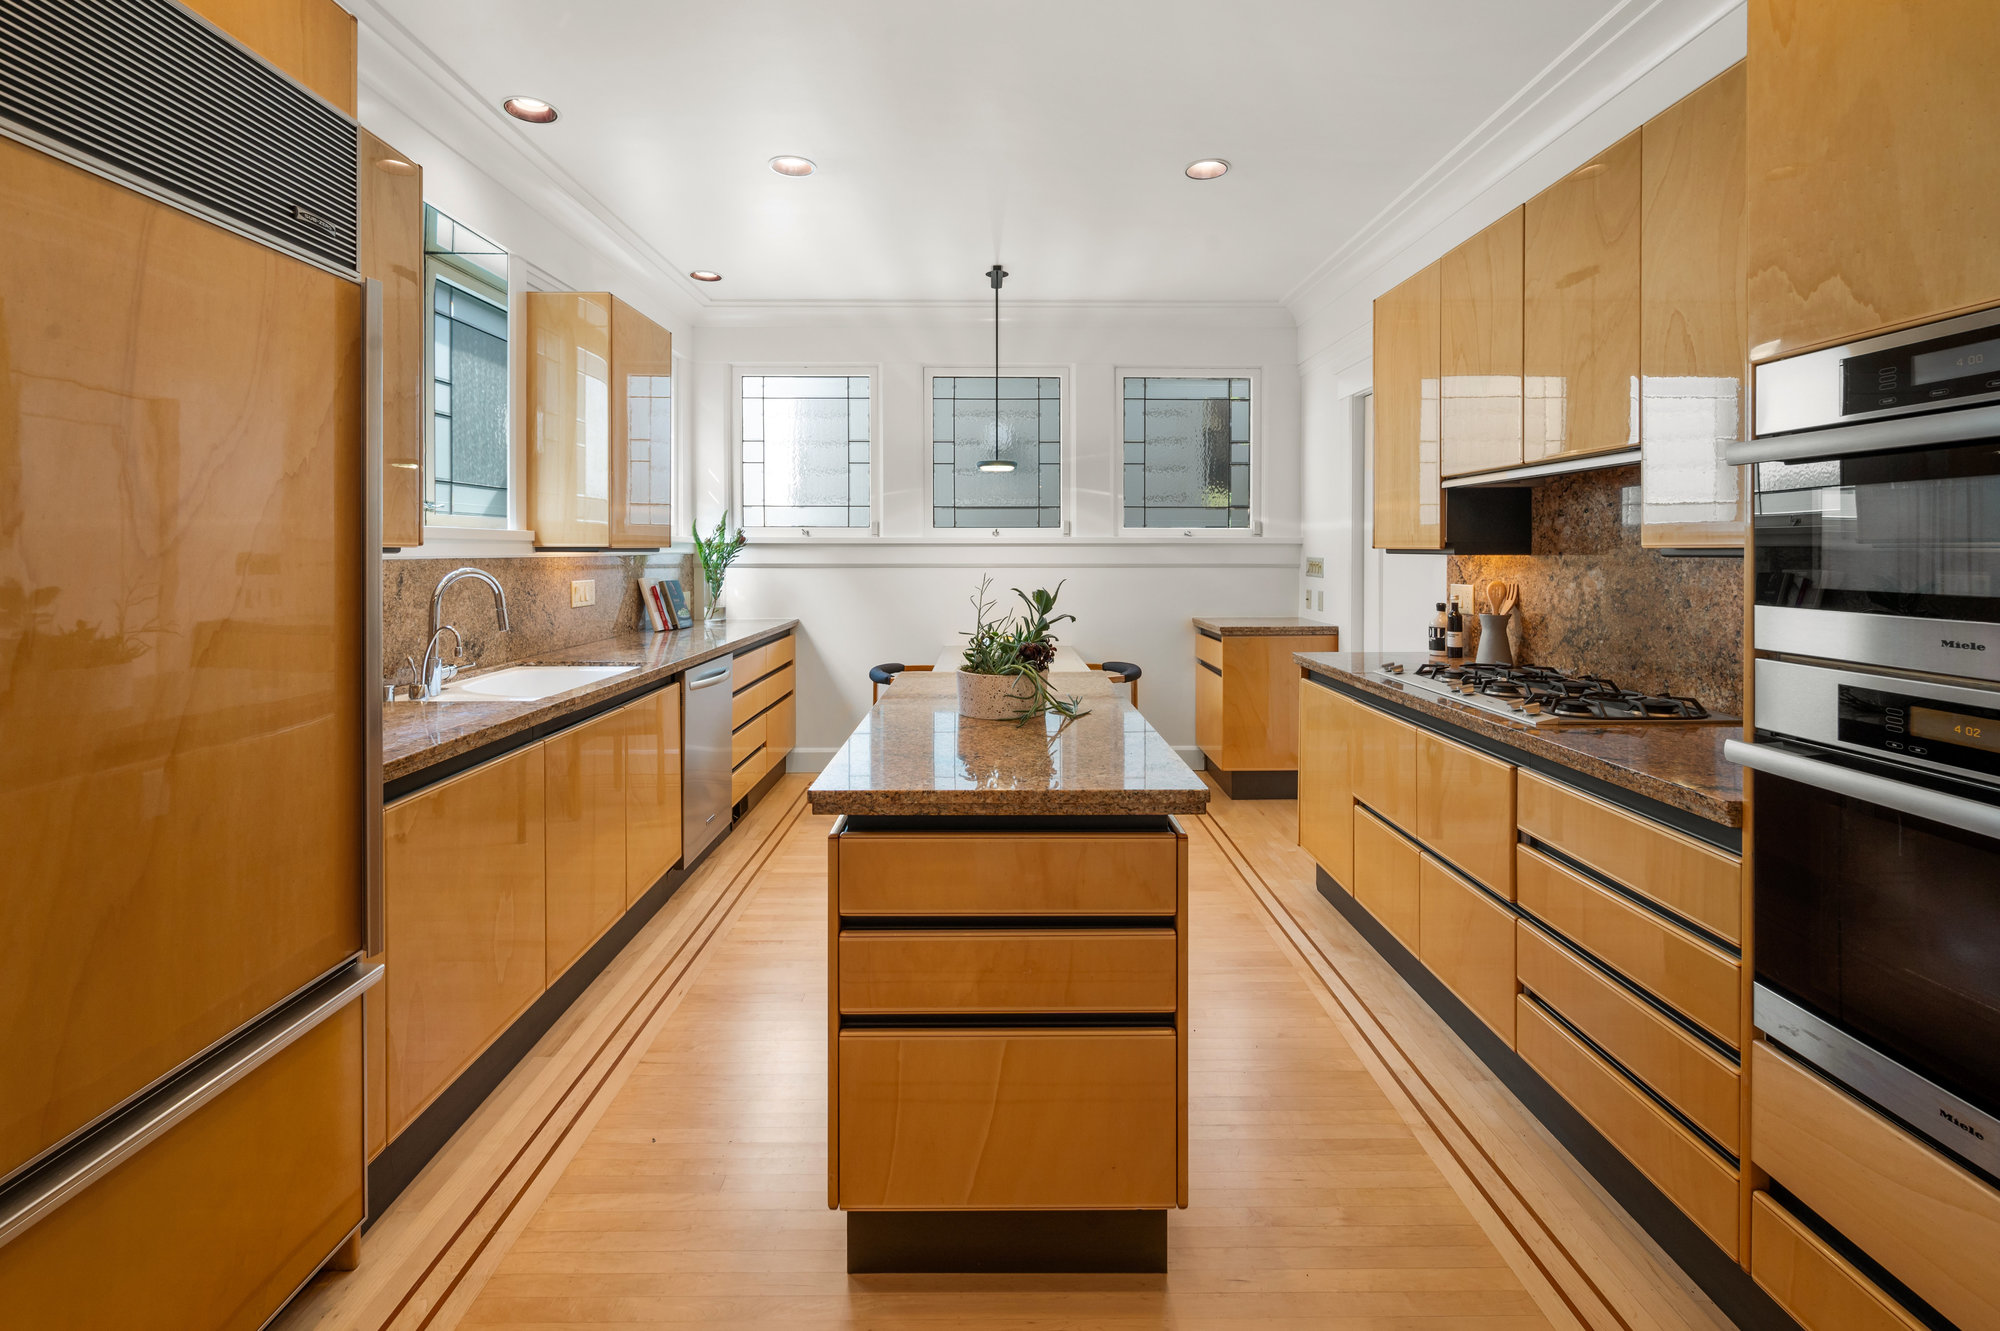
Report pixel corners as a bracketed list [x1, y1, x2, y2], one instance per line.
[648, 581, 676, 630]
[661, 577, 693, 627]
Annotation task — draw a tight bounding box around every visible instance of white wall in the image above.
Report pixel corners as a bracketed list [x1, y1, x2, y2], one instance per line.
[690, 304, 1304, 765]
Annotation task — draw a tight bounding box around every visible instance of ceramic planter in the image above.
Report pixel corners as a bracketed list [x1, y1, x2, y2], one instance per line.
[956, 667, 1039, 721]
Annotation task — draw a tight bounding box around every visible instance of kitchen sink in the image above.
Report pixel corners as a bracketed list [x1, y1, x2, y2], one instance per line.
[431, 664, 636, 702]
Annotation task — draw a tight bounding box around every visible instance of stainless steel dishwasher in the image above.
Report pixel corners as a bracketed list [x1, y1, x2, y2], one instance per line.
[682, 656, 735, 864]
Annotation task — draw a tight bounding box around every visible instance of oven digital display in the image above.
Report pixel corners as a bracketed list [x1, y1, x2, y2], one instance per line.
[1910, 706, 2000, 754]
[1913, 336, 2000, 385]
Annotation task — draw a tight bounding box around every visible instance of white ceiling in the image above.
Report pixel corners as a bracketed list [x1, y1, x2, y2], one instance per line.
[366, 1, 1687, 307]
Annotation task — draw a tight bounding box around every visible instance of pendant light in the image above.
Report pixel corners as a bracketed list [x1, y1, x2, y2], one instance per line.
[979, 263, 1016, 473]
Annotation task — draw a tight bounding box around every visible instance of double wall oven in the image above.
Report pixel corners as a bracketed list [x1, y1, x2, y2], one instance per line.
[1729, 306, 2000, 1186]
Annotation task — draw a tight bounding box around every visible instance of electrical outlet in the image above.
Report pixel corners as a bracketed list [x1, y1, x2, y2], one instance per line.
[1450, 583, 1475, 617]
[1304, 590, 1312, 608]
[1304, 557, 1324, 579]
[570, 579, 596, 608]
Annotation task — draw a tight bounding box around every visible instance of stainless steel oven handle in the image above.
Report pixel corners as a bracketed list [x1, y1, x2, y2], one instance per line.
[1727, 401, 2000, 466]
[686, 666, 731, 690]
[1726, 738, 2000, 841]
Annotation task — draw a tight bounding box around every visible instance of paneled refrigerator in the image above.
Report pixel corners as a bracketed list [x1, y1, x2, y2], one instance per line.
[0, 1, 381, 1325]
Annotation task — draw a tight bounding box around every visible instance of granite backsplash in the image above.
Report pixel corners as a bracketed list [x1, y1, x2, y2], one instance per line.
[383, 551, 697, 681]
[1447, 464, 1745, 717]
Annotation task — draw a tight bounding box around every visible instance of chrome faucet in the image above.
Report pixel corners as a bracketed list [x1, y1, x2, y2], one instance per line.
[418, 566, 511, 699]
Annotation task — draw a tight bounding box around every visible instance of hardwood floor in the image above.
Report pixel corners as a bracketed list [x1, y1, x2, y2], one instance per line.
[274, 774, 1734, 1330]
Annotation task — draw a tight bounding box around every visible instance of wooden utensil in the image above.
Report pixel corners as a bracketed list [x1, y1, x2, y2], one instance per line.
[1499, 583, 1517, 616]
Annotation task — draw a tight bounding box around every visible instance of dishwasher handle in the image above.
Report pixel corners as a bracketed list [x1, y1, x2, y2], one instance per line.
[687, 665, 732, 690]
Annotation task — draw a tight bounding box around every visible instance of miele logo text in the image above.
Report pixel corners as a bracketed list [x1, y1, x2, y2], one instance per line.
[1941, 639, 1987, 651]
[1940, 1108, 1987, 1141]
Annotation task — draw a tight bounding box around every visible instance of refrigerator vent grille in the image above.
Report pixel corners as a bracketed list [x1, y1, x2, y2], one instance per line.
[0, 0, 359, 272]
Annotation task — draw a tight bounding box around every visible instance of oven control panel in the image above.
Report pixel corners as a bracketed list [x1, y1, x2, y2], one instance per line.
[1840, 685, 2000, 781]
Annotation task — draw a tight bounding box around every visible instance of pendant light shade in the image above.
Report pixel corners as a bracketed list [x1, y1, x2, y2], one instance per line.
[981, 263, 1016, 473]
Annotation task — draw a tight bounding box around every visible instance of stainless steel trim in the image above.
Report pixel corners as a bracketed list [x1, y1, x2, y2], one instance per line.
[0, 960, 383, 1250]
[686, 666, 732, 690]
[1725, 738, 2000, 840]
[1754, 604, 2000, 685]
[1752, 302, 2000, 437]
[683, 661, 735, 864]
[1440, 447, 1641, 488]
[363, 279, 385, 957]
[1754, 657, 2000, 788]
[1729, 400, 2000, 464]
[1755, 984, 2000, 1179]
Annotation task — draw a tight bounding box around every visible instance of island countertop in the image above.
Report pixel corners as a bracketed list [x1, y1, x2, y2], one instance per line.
[808, 670, 1210, 816]
[1195, 616, 1341, 638]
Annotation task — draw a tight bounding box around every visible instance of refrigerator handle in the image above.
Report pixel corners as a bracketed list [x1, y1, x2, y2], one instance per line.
[363, 278, 386, 957]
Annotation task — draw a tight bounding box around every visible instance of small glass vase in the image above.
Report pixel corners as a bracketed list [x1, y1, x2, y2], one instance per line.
[703, 576, 726, 621]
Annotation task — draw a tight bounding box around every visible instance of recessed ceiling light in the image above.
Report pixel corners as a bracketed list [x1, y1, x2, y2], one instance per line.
[769, 155, 816, 177]
[1185, 158, 1229, 180]
[502, 96, 558, 124]
[689, 270, 723, 282]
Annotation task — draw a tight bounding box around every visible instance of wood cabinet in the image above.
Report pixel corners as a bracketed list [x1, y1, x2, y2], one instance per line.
[1350, 702, 1418, 832]
[729, 636, 796, 805]
[837, 834, 1180, 916]
[1373, 262, 1443, 549]
[180, 0, 357, 113]
[1297, 681, 1356, 890]
[384, 745, 547, 1137]
[624, 684, 683, 905]
[1751, 1041, 2000, 1330]
[1524, 131, 1642, 462]
[1353, 808, 1420, 952]
[1415, 730, 1514, 896]
[360, 129, 425, 549]
[838, 930, 1178, 1014]
[1418, 856, 1516, 1045]
[1640, 63, 1747, 549]
[1441, 208, 1524, 477]
[1192, 628, 1339, 797]
[1750, 1192, 1928, 1331]
[1747, 1, 2000, 359]
[526, 292, 674, 549]
[545, 708, 628, 983]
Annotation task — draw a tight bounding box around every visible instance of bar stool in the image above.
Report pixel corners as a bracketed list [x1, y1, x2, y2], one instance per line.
[869, 662, 933, 702]
[1090, 660, 1142, 707]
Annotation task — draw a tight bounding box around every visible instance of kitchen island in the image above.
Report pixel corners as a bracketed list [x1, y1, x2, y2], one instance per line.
[807, 671, 1208, 1273]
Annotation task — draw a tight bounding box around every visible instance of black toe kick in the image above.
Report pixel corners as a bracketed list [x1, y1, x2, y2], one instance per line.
[845, 1210, 1168, 1273]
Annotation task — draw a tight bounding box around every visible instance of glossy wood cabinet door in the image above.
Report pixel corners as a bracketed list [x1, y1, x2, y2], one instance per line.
[838, 834, 1181, 917]
[180, 0, 357, 113]
[384, 746, 547, 1137]
[1418, 856, 1516, 1045]
[1525, 131, 1642, 461]
[838, 930, 1178, 1014]
[1441, 207, 1524, 477]
[1350, 704, 1418, 832]
[1750, 1192, 1928, 1331]
[0, 999, 364, 1330]
[0, 139, 366, 1180]
[1640, 63, 1747, 549]
[361, 129, 426, 549]
[1195, 657, 1223, 757]
[545, 708, 628, 982]
[1415, 730, 1515, 896]
[624, 684, 683, 905]
[609, 298, 674, 547]
[765, 690, 796, 771]
[1747, 1, 2000, 358]
[1298, 682, 1356, 890]
[1353, 808, 1420, 952]
[1373, 262, 1443, 549]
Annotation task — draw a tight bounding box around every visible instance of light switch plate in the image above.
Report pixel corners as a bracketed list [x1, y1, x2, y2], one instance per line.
[570, 579, 596, 608]
[1304, 557, 1324, 579]
[1316, 590, 1324, 611]
[1450, 583, 1475, 617]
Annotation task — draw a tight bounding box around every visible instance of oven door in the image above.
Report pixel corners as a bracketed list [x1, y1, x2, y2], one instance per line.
[1754, 440, 2000, 680]
[1730, 736, 2000, 1179]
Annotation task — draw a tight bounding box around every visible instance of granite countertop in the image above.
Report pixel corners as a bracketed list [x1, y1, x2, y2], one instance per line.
[384, 619, 798, 784]
[808, 670, 1210, 817]
[1297, 651, 1744, 828]
[1196, 616, 1342, 637]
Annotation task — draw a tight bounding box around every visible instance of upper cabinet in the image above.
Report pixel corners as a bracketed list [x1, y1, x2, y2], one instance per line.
[1747, 1, 2000, 359]
[1372, 263, 1443, 550]
[1640, 63, 1747, 548]
[1441, 208, 1524, 478]
[180, 0, 357, 113]
[360, 131, 426, 549]
[526, 293, 675, 549]
[1524, 131, 1642, 463]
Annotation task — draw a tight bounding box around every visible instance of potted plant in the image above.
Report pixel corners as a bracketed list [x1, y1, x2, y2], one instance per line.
[956, 576, 1090, 722]
[692, 510, 745, 621]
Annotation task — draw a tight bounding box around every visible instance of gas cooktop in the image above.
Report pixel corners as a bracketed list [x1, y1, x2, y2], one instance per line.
[1380, 660, 1733, 727]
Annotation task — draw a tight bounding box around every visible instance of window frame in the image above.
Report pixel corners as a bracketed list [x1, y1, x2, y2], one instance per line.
[1112, 367, 1261, 538]
[922, 365, 1074, 539]
[730, 364, 882, 539]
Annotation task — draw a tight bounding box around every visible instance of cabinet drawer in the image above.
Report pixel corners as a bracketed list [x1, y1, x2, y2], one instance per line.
[1417, 730, 1515, 896]
[1418, 855, 1516, 1045]
[1515, 844, 1738, 1044]
[732, 661, 793, 728]
[1354, 808, 1420, 951]
[1517, 769, 1741, 943]
[1351, 704, 1419, 831]
[731, 711, 767, 769]
[730, 753, 763, 804]
[1750, 1192, 1927, 1331]
[1517, 921, 1738, 1153]
[837, 1028, 1178, 1209]
[1194, 631, 1223, 671]
[839, 929, 1177, 1014]
[1517, 996, 1739, 1257]
[732, 633, 795, 687]
[765, 691, 795, 765]
[1298, 681, 1356, 890]
[1751, 1041, 2000, 1331]
[837, 833, 1180, 916]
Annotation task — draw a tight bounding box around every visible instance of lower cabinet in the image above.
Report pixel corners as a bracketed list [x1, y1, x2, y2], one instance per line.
[545, 707, 627, 982]
[730, 648, 797, 804]
[1415, 730, 1515, 897]
[384, 744, 547, 1137]
[624, 683, 683, 906]
[1417, 856, 1516, 1045]
[1353, 807, 1420, 951]
[837, 929, 1178, 1014]
[1351, 702, 1418, 831]
[0, 999, 365, 1330]
[1750, 1192, 1927, 1331]
[1297, 681, 1355, 888]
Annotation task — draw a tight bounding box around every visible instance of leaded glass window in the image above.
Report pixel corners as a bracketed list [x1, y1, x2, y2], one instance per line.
[932, 375, 1062, 529]
[425, 206, 510, 527]
[1122, 376, 1251, 528]
[740, 375, 871, 528]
